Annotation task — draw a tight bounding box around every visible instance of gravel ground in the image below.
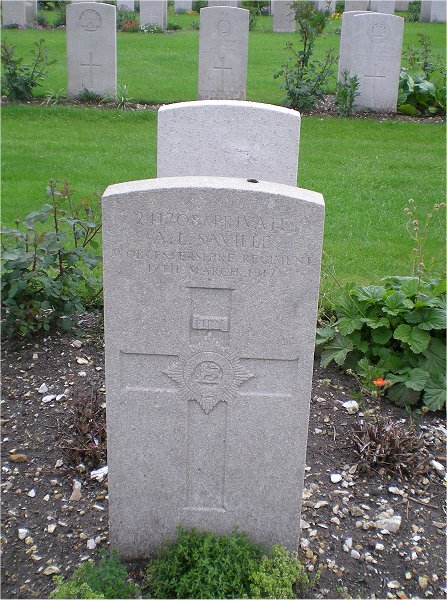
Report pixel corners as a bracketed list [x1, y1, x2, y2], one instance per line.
[1, 324, 446, 600]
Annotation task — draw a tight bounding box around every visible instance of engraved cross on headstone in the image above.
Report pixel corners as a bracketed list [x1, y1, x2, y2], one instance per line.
[120, 285, 297, 511]
[213, 56, 232, 92]
[81, 52, 102, 87]
[363, 62, 386, 105]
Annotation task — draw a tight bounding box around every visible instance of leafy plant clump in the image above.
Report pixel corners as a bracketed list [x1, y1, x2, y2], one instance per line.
[1, 180, 102, 337]
[1, 38, 55, 100]
[274, 0, 336, 110]
[335, 69, 360, 117]
[317, 276, 446, 411]
[350, 415, 429, 478]
[145, 527, 315, 599]
[50, 550, 140, 599]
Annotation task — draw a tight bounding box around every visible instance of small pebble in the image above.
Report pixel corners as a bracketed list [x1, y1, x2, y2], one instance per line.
[331, 473, 342, 484]
[27, 489, 36, 498]
[38, 383, 48, 394]
[18, 528, 29, 540]
[350, 549, 361, 560]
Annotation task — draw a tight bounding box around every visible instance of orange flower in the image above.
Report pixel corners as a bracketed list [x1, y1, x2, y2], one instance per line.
[373, 378, 387, 387]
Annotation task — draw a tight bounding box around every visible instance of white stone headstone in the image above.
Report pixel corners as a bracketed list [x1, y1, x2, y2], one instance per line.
[430, 0, 446, 21]
[157, 100, 301, 185]
[271, 0, 295, 32]
[370, 0, 395, 14]
[338, 10, 369, 79]
[25, 0, 37, 22]
[394, 1, 409, 10]
[198, 6, 249, 100]
[343, 0, 368, 8]
[117, 0, 135, 10]
[102, 176, 324, 558]
[315, 0, 336, 13]
[174, 0, 192, 12]
[419, 0, 432, 20]
[338, 12, 403, 112]
[208, 0, 240, 5]
[140, 0, 167, 28]
[66, 2, 117, 98]
[1, 0, 26, 26]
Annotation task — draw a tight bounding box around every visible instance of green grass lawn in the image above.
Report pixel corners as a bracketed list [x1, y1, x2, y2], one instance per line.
[2, 15, 445, 104]
[2, 104, 445, 292]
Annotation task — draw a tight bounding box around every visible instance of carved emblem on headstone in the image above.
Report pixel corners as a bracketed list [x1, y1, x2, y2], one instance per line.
[79, 9, 102, 31]
[217, 18, 231, 33]
[367, 21, 390, 43]
[163, 341, 254, 414]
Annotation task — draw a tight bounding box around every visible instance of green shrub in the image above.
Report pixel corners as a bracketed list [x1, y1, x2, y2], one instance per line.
[192, 0, 207, 11]
[144, 527, 314, 599]
[274, 1, 335, 110]
[317, 276, 446, 411]
[167, 20, 182, 30]
[407, 0, 421, 21]
[50, 550, 140, 599]
[335, 69, 360, 117]
[398, 68, 446, 116]
[53, 3, 66, 27]
[116, 9, 139, 30]
[35, 13, 49, 28]
[1, 180, 101, 337]
[1, 38, 55, 100]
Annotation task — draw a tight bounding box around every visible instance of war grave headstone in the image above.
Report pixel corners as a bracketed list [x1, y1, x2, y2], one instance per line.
[157, 100, 301, 186]
[1, 0, 26, 26]
[174, 0, 192, 12]
[394, 1, 409, 10]
[370, 0, 395, 14]
[271, 0, 295, 33]
[315, 0, 336, 13]
[66, 2, 117, 98]
[102, 176, 325, 558]
[25, 0, 37, 22]
[71, 0, 97, 3]
[198, 6, 249, 100]
[117, 0, 135, 11]
[429, 0, 446, 21]
[338, 11, 404, 111]
[338, 10, 369, 78]
[140, 0, 167, 28]
[343, 0, 368, 9]
[208, 0, 240, 6]
[419, 0, 432, 21]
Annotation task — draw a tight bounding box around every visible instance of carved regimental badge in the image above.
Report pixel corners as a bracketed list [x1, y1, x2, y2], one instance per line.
[367, 22, 390, 43]
[79, 9, 102, 32]
[163, 341, 254, 414]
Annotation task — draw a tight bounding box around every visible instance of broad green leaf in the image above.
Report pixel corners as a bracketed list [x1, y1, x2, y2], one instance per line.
[350, 331, 369, 353]
[383, 291, 414, 315]
[421, 338, 446, 376]
[362, 317, 390, 329]
[337, 316, 364, 335]
[423, 374, 446, 411]
[393, 324, 431, 354]
[405, 307, 446, 330]
[371, 327, 393, 345]
[388, 367, 430, 391]
[397, 277, 420, 297]
[320, 334, 353, 368]
[315, 326, 336, 346]
[387, 383, 420, 407]
[397, 103, 421, 116]
[377, 348, 406, 372]
[355, 285, 386, 303]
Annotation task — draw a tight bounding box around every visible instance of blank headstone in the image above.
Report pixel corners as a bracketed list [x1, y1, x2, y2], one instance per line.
[271, 0, 295, 32]
[394, 1, 409, 10]
[103, 176, 324, 558]
[338, 10, 369, 79]
[117, 0, 135, 10]
[66, 2, 117, 98]
[198, 6, 249, 100]
[174, 0, 192, 12]
[208, 0, 240, 6]
[1, 0, 26, 26]
[429, 0, 446, 21]
[25, 0, 37, 21]
[315, 0, 336, 13]
[140, 0, 167, 28]
[419, 0, 432, 20]
[370, 0, 395, 14]
[338, 12, 403, 111]
[343, 0, 368, 8]
[157, 100, 301, 185]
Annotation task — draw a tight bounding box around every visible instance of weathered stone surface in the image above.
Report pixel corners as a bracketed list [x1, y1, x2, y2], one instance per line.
[338, 12, 404, 111]
[25, 0, 37, 21]
[419, 0, 432, 21]
[103, 176, 324, 558]
[344, 0, 368, 8]
[370, 0, 395, 14]
[198, 6, 249, 100]
[208, 0, 240, 6]
[394, 0, 409, 9]
[315, 0, 336, 13]
[429, 0, 446, 21]
[272, 0, 295, 32]
[174, 0, 192, 12]
[338, 10, 369, 79]
[117, 0, 135, 10]
[1, 0, 26, 26]
[66, 2, 117, 98]
[157, 100, 301, 185]
[140, 0, 167, 28]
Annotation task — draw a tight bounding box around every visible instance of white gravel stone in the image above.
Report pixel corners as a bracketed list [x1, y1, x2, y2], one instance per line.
[18, 528, 29, 540]
[87, 538, 97, 550]
[38, 383, 48, 394]
[342, 400, 359, 414]
[350, 549, 361, 560]
[27, 489, 36, 498]
[331, 473, 343, 483]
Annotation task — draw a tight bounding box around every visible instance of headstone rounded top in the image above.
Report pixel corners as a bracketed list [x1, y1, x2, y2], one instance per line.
[201, 6, 250, 14]
[159, 100, 301, 119]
